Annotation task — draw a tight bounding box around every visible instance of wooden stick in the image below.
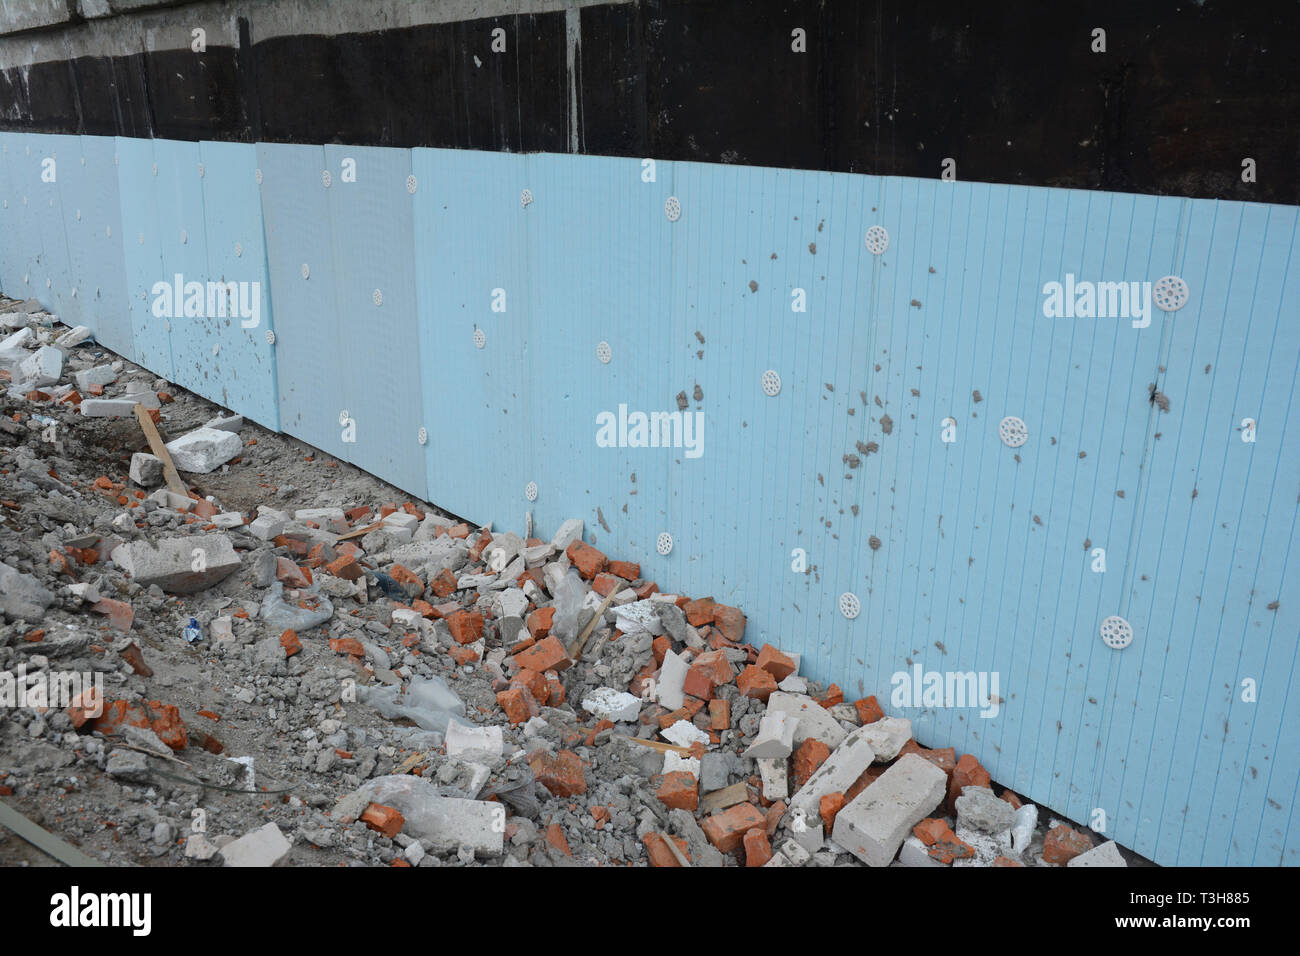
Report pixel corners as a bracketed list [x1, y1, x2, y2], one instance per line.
[133, 403, 188, 496]
[614, 734, 692, 756]
[568, 587, 618, 660]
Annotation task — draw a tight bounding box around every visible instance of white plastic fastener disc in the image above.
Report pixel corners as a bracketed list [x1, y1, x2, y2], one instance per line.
[1152, 275, 1189, 313]
[372, 289, 383, 307]
[520, 188, 533, 208]
[338, 410, 350, 427]
[665, 196, 681, 222]
[255, 168, 263, 184]
[473, 328, 486, 349]
[198, 163, 204, 177]
[839, 592, 861, 619]
[321, 170, 332, 188]
[417, 427, 428, 445]
[525, 482, 538, 502]
[656, 533, 673, 555]
[234, 242, 242, 257]
[865, 225, 889, 255]
[596, 341, 612, 364]
[406, 175, 418, 194]
[301, 263, 310, 280]
[1100, 615, 1133, 649]
[265, 330, 276, 345]
[761, 370, 782, 396]
[999, 416, 1028, 448]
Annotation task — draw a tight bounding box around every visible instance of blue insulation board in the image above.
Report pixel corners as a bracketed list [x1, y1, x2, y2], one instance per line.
[1, 133, 1296, 867]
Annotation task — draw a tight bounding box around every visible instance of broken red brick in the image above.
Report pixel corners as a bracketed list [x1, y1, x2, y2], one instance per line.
[329, 637, 365, 657]
[544, 822, 572, 857]
[1042, 825, 1093, 865]
[607, 560, 640, 580]
[497, 687, 533, 724]
[634, 581, 659, 600]
[712, 604, 745, 643]
[736, 664, 777, 702]
[276, 557, 310, 588]
[544, 671, 566, 707]
[709, 698, 731, 730]
[683, 597, 716, 627]
[565, 540, 607, 579]
[513, 667, 549, 703]
[913, 817, 950, 846]
[513, 635, 571, 673]
[448, 644, 480, 665]
[361, 803, 405, 839]
[792, 738, 831, 790]
[526, 606, 555, 639]
[591, 572, 622, 597]
[389, 563, 424, 596]
[820, 791, 847, 833]
[897, 739, 957, 783]
[656, 771, 699, 811]
[280, 629, 302, 657]
[817, 683, 844, 708]
[65, 687, 104, 729]
[992, 855, 1024, 867]
[947, 752, 992, 812]
[528, 749, 587, 797]
[1000, 788, 1024, 810]
[91, 598, 133, 632]
[743, 826, 773, 866]
[430, 567, 458, 598]
[755, 644, 796, 681]
[118, 641, 152, 677]
[447, 610, 484, 645]
[643, 832, 690, 867]
[763, 800, 787, 837]
[701, 802, 766, 854]
[929, 831, 977, 864]
[854, 695, 885, 725]
[468, 528, 494, 562]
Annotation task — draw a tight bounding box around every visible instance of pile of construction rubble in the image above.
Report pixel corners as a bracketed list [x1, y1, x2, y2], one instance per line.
[0, 296, 1129, 868]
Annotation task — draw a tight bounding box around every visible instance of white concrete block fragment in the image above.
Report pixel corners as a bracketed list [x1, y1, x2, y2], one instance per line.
[1011, 803, 1038, 853]
[757, 757, 788, 801]
[789, 807, 823, 854]
[55, 325, 92, 347]
[662, 751, 700, 777]
[73, 364, 117, 391]
[1067, 840, 1127, 867]
[0, 328, 33, 350]
[787, 722, 877, 819]
[295, 508, 344, 523]
[777, 674, 807, 693]
[614, 600, 664, 636]
[861, 716, 912, 762]
[743, 710, 798, 759]
[220, 822, 291, 867]
[832, 754, 947, 867]
[899, 835, 944, 867]
[765, 692, 846, 748]
[110, 533, 241, 593]
[550, 518, 583, 552]
[581, 687, 641, 723]
[777, 838, 811, 866]
[128, 452, 163, 486]
[80, 398, 138, 418]
[165, 426, 242, 473]
[211, 512, 246, 529]
[444, 720, 504, 758]
[656, 650, 689, 710]
[662, 719, 709, 749]
[248, 515, 285, 539]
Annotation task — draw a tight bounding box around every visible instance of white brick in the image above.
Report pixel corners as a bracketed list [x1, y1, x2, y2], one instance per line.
[757, 757, 788, 801]
[581, 687, 641, 723]
[165, 426, 242, 473]
[444, 720, 503, 759]
[1067, 840, 1127, 867]
[787, 722, 877, 818]
[220, 823, 291, 867]
[765, 692, 846, 749]
[861, 716, 911, 761]
[656, 650, 688, 710]
[80, 398, 137, 418]
[295, 508, 344, 523]
[832, 754, 947, 867]
[111, 533, 241, 594]
[550, 518, 583, 552]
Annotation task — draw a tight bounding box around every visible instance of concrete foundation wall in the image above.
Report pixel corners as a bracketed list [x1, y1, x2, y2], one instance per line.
[1, 130, 1297, 866]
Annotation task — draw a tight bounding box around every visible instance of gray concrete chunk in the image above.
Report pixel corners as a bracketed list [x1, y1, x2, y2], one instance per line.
[788, 722, 876, 818]
[111, 533, 241, 593]
[220, 823, 292, 867]
[765, 692, 846, 749]
[165, 426, 242, 473]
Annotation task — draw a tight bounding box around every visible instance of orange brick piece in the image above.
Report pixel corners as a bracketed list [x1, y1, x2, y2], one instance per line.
[607, 560, 640, 580]
[527, 606, 555, 639]
[644, 832, 691, 867]
[756, 644, 796, 681]
[656, 771, 699, 811]
[791, 738, 830, 790]
[819, 792, 847, 833]
[712, 604, 745, 643]
[279, 629, 302, 657]
[513, 635, 571, 673]
[1042, 825, 1093, 865]
[361, 803, 405, 839]
[701, 802, 766, 854]
[447, 610, 484, 645]
[565, 540, 607, 579]
[736, 664, 777, 702]
[743, 826, 773, 867]
[528, 749, 587, 797]
[947, 752, 992, 812]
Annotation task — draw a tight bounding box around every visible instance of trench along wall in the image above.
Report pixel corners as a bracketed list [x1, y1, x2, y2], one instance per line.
[1, 132, 1296, 866]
